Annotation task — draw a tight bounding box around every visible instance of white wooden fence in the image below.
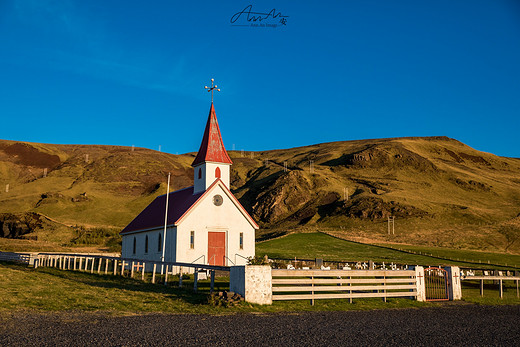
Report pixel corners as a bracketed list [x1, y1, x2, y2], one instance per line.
[34, 252, 230, 293]
[0, 251, 33, 265]
[272, 269, 421, 304]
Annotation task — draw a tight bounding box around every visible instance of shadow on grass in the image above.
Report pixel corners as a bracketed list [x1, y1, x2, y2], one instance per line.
[36, 267, 226, 306]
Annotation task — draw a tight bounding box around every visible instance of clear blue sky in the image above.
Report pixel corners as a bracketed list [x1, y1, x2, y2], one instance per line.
[1, 1, 519, 157]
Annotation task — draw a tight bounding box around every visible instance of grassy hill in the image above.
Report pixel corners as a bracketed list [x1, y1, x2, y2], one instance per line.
[0, 136, 519, 254]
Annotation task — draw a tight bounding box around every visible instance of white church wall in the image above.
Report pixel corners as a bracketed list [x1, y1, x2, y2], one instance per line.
[177, 183, 255, 266]
[121, 227, 177, 266]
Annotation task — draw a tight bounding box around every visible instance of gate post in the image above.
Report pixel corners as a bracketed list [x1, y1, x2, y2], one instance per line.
[230, 265, 272, 305]
[415, 266, 426, 301]
[445, 266, 462, 300]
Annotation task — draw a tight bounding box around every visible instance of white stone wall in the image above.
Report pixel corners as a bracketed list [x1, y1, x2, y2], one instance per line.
[230, 265, 272, 305]
[177, 183, 255, 266]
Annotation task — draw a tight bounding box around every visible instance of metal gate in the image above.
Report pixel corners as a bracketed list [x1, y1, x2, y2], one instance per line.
[424, 267, 449, 301]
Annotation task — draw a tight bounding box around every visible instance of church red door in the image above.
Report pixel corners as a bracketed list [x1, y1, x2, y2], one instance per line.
[208, 232, 226, 266]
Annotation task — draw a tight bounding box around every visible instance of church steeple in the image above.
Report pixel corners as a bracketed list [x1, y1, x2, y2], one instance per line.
[192, 98, 232, 194]
[191, 103, 233, 167]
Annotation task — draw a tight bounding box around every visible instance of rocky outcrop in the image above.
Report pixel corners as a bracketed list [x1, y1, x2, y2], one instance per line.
[0, 213, 43, 238]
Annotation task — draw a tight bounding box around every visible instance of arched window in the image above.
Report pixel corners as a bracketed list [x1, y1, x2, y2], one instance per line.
[215, 167, 221, 178]
[145, 235, 149, 253]
[158, 233, 162, 252]
[198, 168, 202, 179]
[133, 237, 136, 254]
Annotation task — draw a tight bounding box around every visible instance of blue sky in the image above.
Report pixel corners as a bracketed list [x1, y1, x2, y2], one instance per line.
[1, 1, 519, 157]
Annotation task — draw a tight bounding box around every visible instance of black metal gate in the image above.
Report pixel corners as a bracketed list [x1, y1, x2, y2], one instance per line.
[424, 267, 449, 301]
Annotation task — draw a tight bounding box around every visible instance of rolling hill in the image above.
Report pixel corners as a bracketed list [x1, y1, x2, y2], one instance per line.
[0, 136, 519, 253]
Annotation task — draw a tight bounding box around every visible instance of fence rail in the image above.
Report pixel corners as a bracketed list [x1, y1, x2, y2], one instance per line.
[271, 269, 418, 304]
[461, 275, 520, 298]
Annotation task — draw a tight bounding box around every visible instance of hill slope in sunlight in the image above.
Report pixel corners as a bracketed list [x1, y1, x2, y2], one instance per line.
[0, 136, 519, 253]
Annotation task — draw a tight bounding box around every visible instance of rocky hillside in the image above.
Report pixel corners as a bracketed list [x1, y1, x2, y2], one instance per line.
[0, 137, 519, 253]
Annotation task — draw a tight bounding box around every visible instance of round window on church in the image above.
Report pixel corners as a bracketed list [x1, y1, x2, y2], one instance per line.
[213, 194, 223, 206]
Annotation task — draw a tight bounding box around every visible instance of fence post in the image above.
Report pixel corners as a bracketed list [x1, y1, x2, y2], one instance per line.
[194, 268, 198, 292]
[90, 258, 95, 273]
[383, 273, 387, 303]
[229, 265, 272, 305]
[179, 267, 183, 288]
[152, 263, 156, 283]
[499, 279, 503, 299]
[73, 256, 77, 271]
[165, 265, 169, 285]
[97, 258, 102, 274]
[105, 258, 108, 274]
[210, 270, 215, 293]
[415, 266, 426, 301]
[121, 260, 125, 276]
[142, 262, 145, 281]
[131, 261, 135, 278]
[445, 266, 462, 300]
[348, 275, 352, 303]
[311, 275, 314, 306]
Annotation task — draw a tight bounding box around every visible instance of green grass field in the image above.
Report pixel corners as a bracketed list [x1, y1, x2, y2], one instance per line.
[0, 261, 434, 314]
[1, 261, 518, 315]
[256, 232, 520, 269]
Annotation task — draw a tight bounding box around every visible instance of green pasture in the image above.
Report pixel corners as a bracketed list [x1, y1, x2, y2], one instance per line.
[256, 232, 520, 269]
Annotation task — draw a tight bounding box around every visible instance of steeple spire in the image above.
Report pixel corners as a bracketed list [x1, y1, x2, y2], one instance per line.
[191, 103, 233, 167]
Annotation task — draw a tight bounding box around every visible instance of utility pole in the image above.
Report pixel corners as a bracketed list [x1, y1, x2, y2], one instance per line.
[387, 216, 395, 235]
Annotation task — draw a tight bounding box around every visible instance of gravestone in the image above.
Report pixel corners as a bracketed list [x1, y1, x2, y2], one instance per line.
[315, 258, 323, 269]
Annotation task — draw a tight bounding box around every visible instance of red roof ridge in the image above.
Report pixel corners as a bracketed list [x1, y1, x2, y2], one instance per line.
[191, 103, 233, 166]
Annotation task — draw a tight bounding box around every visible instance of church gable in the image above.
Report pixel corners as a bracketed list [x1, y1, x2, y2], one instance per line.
[176, 179, 258, 229]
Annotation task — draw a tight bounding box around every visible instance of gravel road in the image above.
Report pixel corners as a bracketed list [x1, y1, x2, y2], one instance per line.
[1, 305, 519, 346]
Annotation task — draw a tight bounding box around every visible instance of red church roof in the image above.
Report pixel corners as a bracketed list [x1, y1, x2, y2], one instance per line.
[120, 187, 203, 234]
[191, 103, 233, 166]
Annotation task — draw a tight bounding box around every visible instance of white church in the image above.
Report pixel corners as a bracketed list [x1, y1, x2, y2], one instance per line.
[120, 94, 258, 267]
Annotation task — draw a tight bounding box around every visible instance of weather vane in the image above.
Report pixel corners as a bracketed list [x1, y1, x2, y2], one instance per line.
[204, 78, 220, 103]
